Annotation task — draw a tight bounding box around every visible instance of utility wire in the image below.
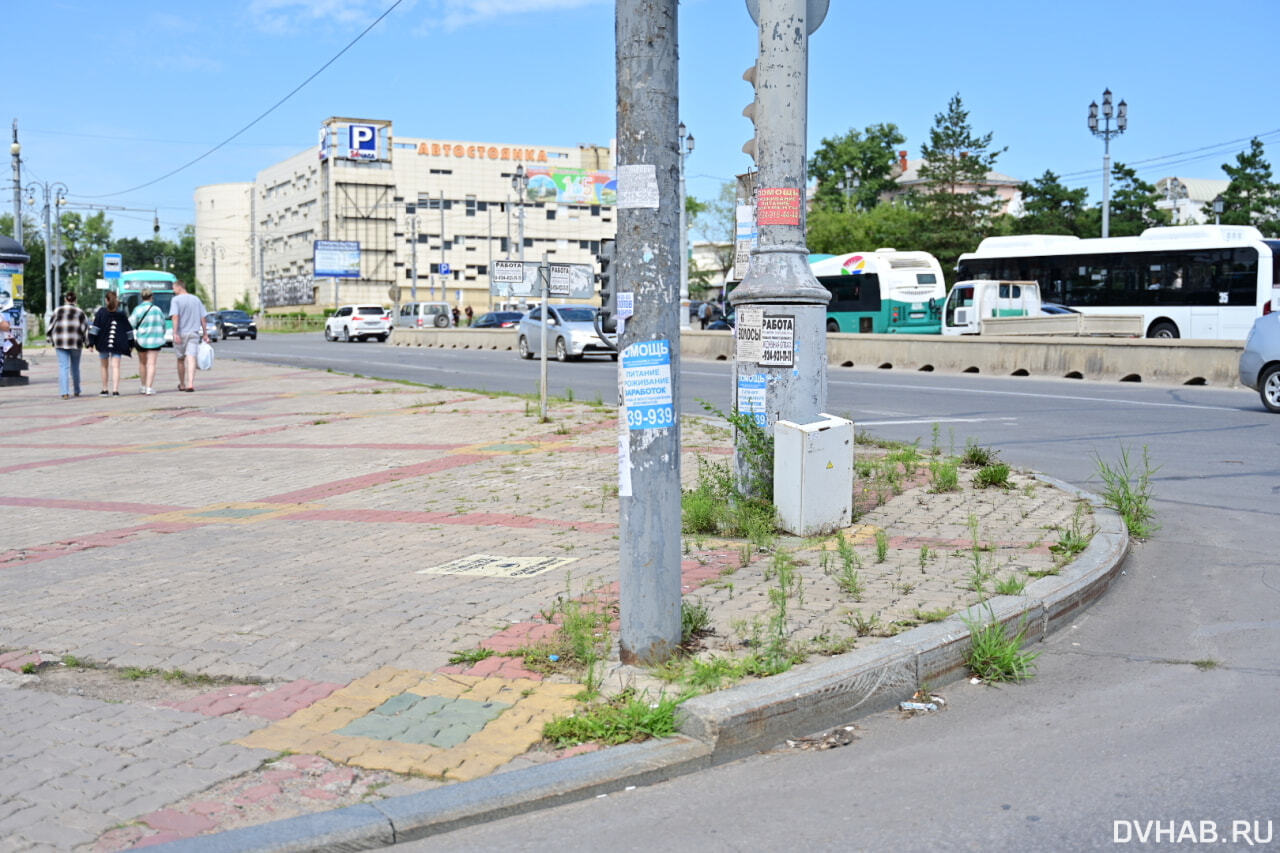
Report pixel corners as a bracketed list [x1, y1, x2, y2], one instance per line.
[79, 0, 403, 199]
[1059, 127, 1280, 180]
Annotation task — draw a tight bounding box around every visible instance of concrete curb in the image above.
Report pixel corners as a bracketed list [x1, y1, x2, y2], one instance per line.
[156, 486, 1128, 852]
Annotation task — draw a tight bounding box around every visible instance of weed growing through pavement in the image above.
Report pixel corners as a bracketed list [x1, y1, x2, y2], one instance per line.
[680, 598, 712, 646]
[929, 458, 960, 492]
[919, 545, 931, 573]
[681, 456, 777, 541]
[542, 689, 685, 747]
[964, 604, 1039, 682]
[912, 607, 952, 623]
[975, 462, 1011, 489]
[845, 610, 881, 637]
[994, 574, 1027, 595]
[833, 531, 865, 600]
[1094, 444, 1159, 538]
[1050, 502, 1093, 564]
[447, 648, 496, 666]
[961, 439, 998, 468]
[874, 529, 889, 563]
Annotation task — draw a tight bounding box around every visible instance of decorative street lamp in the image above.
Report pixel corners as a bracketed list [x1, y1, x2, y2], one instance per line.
[677, 122, 694, 330]
[1164, 177, 1186, 225]
[511, 164, 528, 265]
[839, 165, 859, 213]
[1213, 194, 1224, 226]
[1088, 89, 1127, 239]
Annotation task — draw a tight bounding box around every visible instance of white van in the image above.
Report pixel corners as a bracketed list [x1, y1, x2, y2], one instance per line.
[397, 301, 453, 328]
[942, 281, 1043, 335]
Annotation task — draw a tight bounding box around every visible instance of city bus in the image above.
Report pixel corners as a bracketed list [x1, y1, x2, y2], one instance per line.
[113, 270, 178, 345]
[811, 250, 946, 334]
[956, 225, 1280, 340]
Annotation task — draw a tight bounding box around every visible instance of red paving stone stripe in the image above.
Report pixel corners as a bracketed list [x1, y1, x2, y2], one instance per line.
[0, 521, 197, 570]
[0, 496, 183, 515]
[213, 442, 465, 451]
[288, 507, 614, 534]
[163, 679, 345, 719]
[0, 650, 42, 672]
[436, 656, 545, 680]
[260, 454, 491, 504]
[0, 449, 121, 475]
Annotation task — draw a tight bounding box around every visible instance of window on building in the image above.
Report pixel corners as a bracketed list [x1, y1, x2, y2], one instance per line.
[499, 237, 509, 253]
[477, 201, 488, 212]
[465, 196, 477, 217]
[477, 265, 488, 275]
[546, 209, 556, 221]
[429, 169, 452, 175]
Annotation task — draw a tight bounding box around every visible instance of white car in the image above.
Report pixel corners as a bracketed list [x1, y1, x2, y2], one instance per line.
[324, 305, 392, 343]
[517, 305, 617, 361]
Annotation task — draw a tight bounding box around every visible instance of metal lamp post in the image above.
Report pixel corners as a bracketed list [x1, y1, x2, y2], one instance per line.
[153, 254, 174, 271]
[839, 165, 859, 212]
[677, 122, 694, 330]
[1213, 195, 1224, 226]
[25, 180, 67, 326]
[1088, 89, 1127, 239]
[406, 203, 418, 301]
[1164, 177, 1186, 225]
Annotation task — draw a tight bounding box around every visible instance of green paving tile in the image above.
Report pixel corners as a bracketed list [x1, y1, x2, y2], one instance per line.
[479, 443, 536, 452]
[336, 693, 510, 748]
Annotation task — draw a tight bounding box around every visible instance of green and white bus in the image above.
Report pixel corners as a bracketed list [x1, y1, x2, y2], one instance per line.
[112, 270, 177, 345]
[811, 250, 946, 334]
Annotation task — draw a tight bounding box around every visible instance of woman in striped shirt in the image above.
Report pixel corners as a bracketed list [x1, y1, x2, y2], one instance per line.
[128, 288, 166, 395]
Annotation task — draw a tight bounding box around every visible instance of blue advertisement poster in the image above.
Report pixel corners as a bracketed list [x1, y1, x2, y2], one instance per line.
[621, 339, 673, 431]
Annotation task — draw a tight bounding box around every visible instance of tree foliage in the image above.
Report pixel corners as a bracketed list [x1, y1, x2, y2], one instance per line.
[913, 93, 1007, 272]
[808, 123, 906, 213]
[1106, 162, 1170, 237]
[807, 204, 926, 256]
[1012, 170, 1091, 236]
[1219, 137, 1280, 234]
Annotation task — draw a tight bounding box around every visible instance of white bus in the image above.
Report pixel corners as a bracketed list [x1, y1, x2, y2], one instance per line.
[956, 225, 1280, 339]
[810, 250, 946, 334]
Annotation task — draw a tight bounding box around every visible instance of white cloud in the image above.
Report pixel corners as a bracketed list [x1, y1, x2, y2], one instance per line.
[247, 0, 393, 33]
[421, 0, 605, 32]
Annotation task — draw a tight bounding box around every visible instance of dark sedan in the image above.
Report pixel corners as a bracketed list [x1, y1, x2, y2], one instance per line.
[471, 311, 524, 329]
[217, 310, 258, 340]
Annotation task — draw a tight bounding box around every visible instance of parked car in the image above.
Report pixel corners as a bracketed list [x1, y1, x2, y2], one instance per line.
[1239, 312, 1280, 413]
[517, 305, 617, 361]
[324, 305, 392, 342]
[217, 310, 257, 340]
[203, 313, 221, 342]
[472, 311, 524, 329]
[706, 310, 735, 331]
[1040, 303, 1079, 315]
[397, 301, 453, 328]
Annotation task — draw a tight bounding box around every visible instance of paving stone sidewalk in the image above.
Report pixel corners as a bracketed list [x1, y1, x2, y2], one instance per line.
[0, 353, 1088, 850]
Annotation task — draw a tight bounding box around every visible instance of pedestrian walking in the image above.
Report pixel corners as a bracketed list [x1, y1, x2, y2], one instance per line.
[169, 280, 209, 393]
[88, 291, 133, 396]
[128, 288, 166, 395]
[451, 306, 460, 327]
[697, 301, 710, 329]
[47, 291, 89, 399]
[464, 305, 474, 326]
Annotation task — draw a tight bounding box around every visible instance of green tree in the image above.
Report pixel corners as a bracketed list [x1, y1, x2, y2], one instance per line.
[1218, 137, 1280, 234]
[807, 203, 926, 255]
[1013, 170, 1091, 236]
[914, 93, 1006, 273]
[690, 181, 739, 283]
[1106, 162, 1170, 237]
[808, 123, 906, 212]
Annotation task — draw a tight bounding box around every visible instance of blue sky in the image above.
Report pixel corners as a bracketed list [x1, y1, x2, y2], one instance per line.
[11, 0, 1278, 244]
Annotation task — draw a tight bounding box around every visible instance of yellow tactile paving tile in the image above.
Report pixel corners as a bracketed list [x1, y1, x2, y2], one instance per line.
[233, 668, 585, 780]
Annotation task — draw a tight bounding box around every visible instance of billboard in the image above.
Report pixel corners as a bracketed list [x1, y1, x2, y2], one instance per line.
[314, 241, 361, 278]
[521, 168, 616, 206]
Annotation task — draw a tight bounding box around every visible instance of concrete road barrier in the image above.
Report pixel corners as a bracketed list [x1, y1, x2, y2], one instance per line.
[396, 328, 1243, 387]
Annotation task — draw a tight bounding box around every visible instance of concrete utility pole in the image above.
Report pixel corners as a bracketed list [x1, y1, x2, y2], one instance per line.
[616, 0, 682, 665]
[10, 121, 20, 245]
[407, 204, 418, 301]
[730, 0, 831, 467]
[202, 241, 225, 310]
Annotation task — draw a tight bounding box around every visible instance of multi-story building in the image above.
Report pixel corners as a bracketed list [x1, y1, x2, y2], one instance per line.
[195, 117, 617, 313]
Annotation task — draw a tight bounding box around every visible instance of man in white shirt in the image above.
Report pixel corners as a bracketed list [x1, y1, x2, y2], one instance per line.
[169, 280, 209, 392]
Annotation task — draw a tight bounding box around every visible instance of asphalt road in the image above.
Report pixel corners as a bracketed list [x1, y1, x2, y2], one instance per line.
[227, 333, 1280, 852]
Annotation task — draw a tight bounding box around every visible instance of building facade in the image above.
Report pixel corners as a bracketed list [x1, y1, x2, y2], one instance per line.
[195, 117, 617, 313]
[192, 182, 255, 311]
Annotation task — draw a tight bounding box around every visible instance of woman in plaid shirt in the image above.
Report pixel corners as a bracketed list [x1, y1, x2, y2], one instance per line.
[47, 292, 89, 399]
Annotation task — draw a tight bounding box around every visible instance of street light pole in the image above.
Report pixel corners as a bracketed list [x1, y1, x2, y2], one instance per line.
[10, 121, 20, 245]
[511, 165, 527, 265]
[1164, 177, 1185, 225]
[1213, 194, 1224, 226]
[1088, 88, 1127, 239]
[25, 180, 67, 326]
[407, 204, 418, 301]
[677, 122, 694, 330]
[202, 241, 225, 310]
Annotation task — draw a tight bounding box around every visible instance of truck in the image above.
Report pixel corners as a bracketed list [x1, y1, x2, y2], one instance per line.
[941, 280, 1142, 337]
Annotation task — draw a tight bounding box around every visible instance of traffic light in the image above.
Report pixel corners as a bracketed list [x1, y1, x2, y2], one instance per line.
[742, 63, 758, 163]
[596, 238, 616, 333]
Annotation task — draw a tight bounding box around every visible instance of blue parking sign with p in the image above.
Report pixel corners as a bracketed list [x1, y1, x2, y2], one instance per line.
[348, 124, 378, 160]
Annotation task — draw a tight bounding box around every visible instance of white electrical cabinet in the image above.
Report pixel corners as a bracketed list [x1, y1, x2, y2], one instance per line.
[772, 413, 854, 536]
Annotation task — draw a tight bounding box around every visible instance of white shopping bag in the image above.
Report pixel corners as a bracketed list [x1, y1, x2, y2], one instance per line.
[196, 340, 215, 371]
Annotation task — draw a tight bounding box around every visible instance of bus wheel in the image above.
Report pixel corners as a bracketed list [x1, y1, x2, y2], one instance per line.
[1148, 321, 1179, 339]
[826, 319, 839, 333]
